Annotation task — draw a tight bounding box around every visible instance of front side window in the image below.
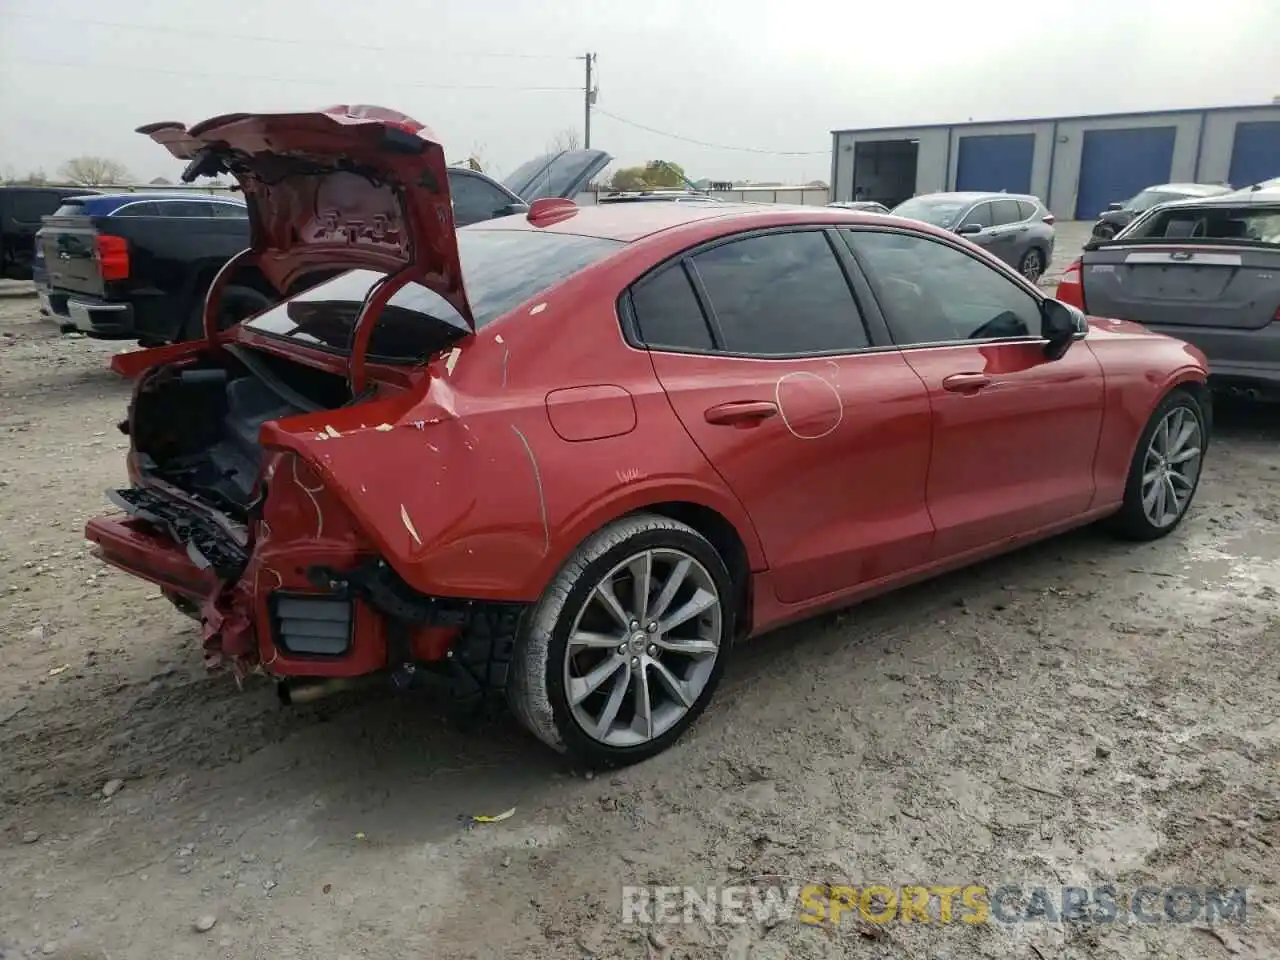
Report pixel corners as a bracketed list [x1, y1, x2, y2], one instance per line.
[689, 230, 869, 355]
[845, 230, 1041, 346]
[961, 202, 993, 229]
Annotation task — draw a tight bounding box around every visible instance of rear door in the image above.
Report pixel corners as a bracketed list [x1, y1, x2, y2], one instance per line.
[984, 197, 1028, 267]
[1081, 201, 1280, 332]
[630, 227, 935, 604]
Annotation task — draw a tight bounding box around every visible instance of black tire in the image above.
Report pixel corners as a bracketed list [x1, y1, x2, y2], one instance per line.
[1109, 388, 1208, 541]
[507, 513, 735, 768]
[1019, 247, 1046, 283]
[181, 283, 274, 342]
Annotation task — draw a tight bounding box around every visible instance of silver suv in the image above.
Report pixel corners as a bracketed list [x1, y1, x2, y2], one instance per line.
[890, 191, 1056, 282]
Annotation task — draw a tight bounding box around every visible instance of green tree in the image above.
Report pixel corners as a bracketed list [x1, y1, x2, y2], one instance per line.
[607, 160, 688, 191]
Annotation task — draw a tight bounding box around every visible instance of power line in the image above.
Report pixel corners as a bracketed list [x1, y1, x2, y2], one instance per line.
[2, 56, 582, 92]
[594, 108, 827, 156]
[7, 12, 580, 61]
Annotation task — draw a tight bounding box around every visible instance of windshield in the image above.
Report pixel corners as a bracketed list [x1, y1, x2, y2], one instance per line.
[244, 229, 624, 362]
[1125, 189, 1183, 213]
[891, 196, 971, 228]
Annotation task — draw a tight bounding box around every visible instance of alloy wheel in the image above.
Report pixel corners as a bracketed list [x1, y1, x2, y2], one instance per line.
[1020, 249, 1044, 282]
[1141, 405, 1203, 528]
[563, 548, 723, 748]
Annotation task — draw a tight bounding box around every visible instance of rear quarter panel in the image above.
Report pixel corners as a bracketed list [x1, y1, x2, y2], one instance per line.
[1085, 318, 1209, 506]
[259, 250, 766, 602]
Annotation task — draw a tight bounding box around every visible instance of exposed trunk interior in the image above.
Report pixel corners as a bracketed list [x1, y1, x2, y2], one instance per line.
[130, 349, 351, 520]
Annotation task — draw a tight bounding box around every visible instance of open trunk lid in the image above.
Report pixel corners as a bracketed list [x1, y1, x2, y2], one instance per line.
[502, 148, 611, 203]
[1081, 197, 1280, 330]
[138, 104, 474, 333]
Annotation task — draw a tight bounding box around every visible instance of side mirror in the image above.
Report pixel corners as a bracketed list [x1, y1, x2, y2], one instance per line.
[1105, 202, 1124, 212]
[1041, 298, 1086, 360]
[956, 222, 984, 236]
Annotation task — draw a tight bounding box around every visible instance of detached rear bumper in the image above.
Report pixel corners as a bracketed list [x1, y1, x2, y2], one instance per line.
[85, 515, 219, 598]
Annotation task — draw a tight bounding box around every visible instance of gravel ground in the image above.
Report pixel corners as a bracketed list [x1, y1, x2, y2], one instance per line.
[2, 238, 1279, 959]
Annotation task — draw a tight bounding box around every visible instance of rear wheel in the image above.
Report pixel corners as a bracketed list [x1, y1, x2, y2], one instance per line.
[1019, 248, 1045, 283]
[1110, 389, 1207, 541]
[180, 283, 274, 342]
[507, 513, 734, 768]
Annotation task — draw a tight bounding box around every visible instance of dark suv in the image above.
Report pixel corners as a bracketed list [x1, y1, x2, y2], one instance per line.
[1, 185, 99, 280]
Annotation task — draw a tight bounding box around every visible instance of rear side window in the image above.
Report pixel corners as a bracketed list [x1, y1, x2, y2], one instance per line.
[990, 199, 1023, 225]
[1126, 205, 1280, 244]
[1016, 199, 1038, 220]
[244, 229, 623, 362]
[690, 230, 869, 355]
[630, 265, 713, 350]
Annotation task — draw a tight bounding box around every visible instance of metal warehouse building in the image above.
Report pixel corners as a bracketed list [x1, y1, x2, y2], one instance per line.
[829, 103, 1280, 219]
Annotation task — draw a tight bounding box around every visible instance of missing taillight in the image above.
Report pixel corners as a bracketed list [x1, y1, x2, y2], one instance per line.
[95, 235, 130, 281]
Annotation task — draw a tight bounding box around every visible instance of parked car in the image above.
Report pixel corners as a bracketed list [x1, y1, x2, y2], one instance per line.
[1, 185, 100, 280]
[35, 153, 609, 345]
[828, 200, 890, 214]
[890, 192, 1055, 282]
[454, 148, 610, 224]
[1059, 184, 1280, 400]
[88, 106, 1210, 767]
[34, 192, 265, 344]
[1089, 182, 1232, 240]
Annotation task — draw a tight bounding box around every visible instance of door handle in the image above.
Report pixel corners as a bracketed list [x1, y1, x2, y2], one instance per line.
[704, 400, 779, 426]
[941, 373, 992, 394]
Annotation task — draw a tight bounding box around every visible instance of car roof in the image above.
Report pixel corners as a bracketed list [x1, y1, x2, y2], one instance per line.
[1147, 182, 1232, 195]
[905, 191, 1040, 204]
[1158, 187, 1280, 208]
[54, 193, 247, 216]
[466, 201, 907, 243]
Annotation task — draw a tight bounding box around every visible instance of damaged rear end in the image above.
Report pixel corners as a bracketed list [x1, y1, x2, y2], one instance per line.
[85, 105, 521, 705]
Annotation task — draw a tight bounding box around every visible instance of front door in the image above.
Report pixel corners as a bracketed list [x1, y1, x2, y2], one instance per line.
[842, 227, 1106, 560]
[627, 227, 934, 604]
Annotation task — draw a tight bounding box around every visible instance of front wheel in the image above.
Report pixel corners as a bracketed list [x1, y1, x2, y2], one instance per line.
[1109, 388, 1208, 541]
[507, 513, 734, 768]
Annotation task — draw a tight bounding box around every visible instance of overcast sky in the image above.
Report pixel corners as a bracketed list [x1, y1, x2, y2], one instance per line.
[2, 0, 1277, 186]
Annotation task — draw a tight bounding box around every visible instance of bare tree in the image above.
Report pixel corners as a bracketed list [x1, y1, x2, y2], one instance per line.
[547, 128, 582, 153]
[1, 165, 49, 185]
[58, 156, 134, 186]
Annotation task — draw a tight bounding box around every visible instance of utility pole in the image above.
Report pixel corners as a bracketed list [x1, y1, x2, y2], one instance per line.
[583, 52, 596, 148]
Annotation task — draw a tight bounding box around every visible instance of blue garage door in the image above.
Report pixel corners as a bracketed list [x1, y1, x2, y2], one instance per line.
[955, 134, 1035, 194]
[1074, 126, 1176, 220]
[1228, 121, 1280, 188]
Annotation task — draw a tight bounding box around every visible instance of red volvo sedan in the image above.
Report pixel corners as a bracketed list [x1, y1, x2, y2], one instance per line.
[87, 106, 1210, 767]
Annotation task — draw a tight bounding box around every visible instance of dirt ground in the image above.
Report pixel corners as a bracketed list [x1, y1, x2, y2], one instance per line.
[2, 236, 1279, 959]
